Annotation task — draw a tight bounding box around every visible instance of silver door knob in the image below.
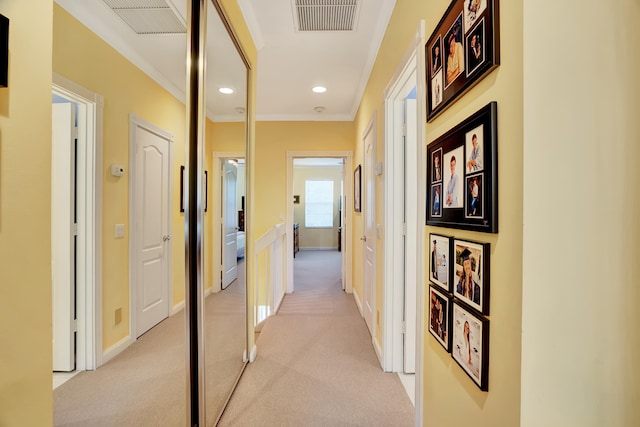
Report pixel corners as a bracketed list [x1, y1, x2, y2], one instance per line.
[360, 235, 367, 242]
[163, 235, 171, 241]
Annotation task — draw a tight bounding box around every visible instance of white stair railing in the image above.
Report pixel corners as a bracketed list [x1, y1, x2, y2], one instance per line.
[253, 223, 286, 327]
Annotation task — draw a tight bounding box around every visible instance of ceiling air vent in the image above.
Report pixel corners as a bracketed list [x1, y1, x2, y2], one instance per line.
[103, 0, 186, 34]
[294, 0, 359, 32]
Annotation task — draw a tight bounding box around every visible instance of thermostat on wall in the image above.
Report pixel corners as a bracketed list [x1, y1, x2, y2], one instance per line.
[110, 164, 125, 177]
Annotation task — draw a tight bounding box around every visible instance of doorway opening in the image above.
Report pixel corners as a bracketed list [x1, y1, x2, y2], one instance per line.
[382, 22, 425, 409]
[211, 153, 246, 295]
[291, 157, 346, 295]
[286, 152, 353, 297]
[51, 74, 103, 388]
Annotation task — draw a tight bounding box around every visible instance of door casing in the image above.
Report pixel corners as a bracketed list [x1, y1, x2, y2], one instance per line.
[285, 151, 353, 296]
[362, 116, 377, 344]
[222, 160, 239, 289]
[52, 73, 104, 370]
[212, 152, 245, 294]
[382, 21, 426, 424]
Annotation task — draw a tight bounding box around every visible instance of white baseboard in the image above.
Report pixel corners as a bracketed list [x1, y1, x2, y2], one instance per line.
[102, 335, 130, 365]
[273, 291, 285, 314]
[244, 344, 258, 363]
[254, 317, 266, 332]
[353, 290, 363, 316]
[373, 336, 383, 367]
[171, 301, 185, 315]
[300, 246, 337, 251]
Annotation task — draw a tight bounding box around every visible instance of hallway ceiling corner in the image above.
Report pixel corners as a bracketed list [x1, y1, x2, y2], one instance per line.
[54, 0, 396, 121]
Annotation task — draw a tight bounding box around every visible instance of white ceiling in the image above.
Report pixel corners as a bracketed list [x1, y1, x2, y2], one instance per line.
[53, 0, 396, 122]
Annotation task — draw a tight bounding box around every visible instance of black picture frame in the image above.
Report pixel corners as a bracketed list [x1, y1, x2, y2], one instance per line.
[0, 14, 8, 88]
[180, 165, 185, 213]
[354, 165, 362, 212]
[452, 238, 490, 315]
[429, 285, 452, 352]
[426, 102, 497, 233]
[451, 301, 489, 391]
[429, 233, 453, 292]
[425, 0, 500, 122]
[204, 170, 208, 212]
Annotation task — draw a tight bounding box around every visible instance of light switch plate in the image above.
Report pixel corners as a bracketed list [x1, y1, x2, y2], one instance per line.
[115, 224, 125, 238]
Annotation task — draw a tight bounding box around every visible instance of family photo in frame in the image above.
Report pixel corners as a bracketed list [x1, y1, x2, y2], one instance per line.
[452, 301, 489, 391]
[429, 233, 451, 291]
[429, 285, 452, 351]
[453, 238, 490, 315]
[426, 102, 498, 233]
[425, 0, 500, 121]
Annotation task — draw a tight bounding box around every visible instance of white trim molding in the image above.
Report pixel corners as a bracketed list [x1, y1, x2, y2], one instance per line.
[381, 21, 426, 425]
[52, 73, 104, 370]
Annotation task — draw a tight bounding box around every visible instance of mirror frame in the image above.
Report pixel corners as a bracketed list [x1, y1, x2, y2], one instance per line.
[185, 0, 252, 425]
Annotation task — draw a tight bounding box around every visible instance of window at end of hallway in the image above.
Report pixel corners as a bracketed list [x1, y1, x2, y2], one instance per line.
[305, 180, 333, 228]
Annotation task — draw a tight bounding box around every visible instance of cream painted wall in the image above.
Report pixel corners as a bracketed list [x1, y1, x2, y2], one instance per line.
[293, 165, 342, 249]
[53, 5, 188, 349]
[354, 0, 523, 426]
[254, 121, 354, 237]
[522, 1, 640, 425]
[0, 1, 54, 425]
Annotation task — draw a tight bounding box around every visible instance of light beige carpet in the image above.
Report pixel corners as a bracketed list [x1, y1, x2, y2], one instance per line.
[53, 260, 247, 426]
[218, 250, 415, 427]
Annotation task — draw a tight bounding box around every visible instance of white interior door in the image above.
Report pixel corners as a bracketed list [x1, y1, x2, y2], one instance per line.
[134, 123, 170, 338]
[363, 124, 376, 337]
[222, 160, 238, 289]
[403, 98, 417, 373]
[52, 103, 76, 372]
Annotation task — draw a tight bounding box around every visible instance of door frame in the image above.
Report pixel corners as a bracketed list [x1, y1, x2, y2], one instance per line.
[382, 21, 426, 421]
[128, 114, 174, 343]
[361, 117, 377, 349]
[285, 151, 353, 295]
[212, 152, 245, 294]
[52, 73, 104, 370]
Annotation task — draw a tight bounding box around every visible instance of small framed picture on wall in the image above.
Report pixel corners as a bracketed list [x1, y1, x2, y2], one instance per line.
[429, 233, 452, 292]
[429, 285, 452, 352]
[451, 300, 489, 391]
[452, 238, 490, 315]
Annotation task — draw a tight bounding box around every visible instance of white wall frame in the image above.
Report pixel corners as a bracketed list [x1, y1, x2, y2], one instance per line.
[286, 151, 353, 295]
[212, 152, 245, 294]
[382, 22, 426, 425]
[52, 73, 104, 370]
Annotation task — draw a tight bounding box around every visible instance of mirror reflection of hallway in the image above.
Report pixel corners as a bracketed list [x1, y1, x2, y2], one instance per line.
[52, 0, 250, 423]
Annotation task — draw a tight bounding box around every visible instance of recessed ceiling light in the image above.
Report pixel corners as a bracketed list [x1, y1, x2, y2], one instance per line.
[312, 86, 327, 93]
[219, 87, 234, 94]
